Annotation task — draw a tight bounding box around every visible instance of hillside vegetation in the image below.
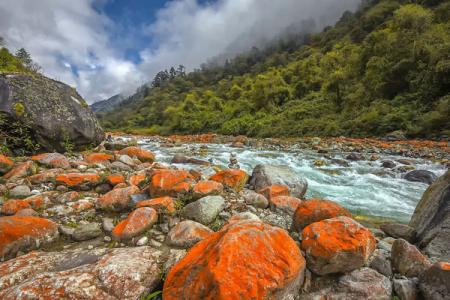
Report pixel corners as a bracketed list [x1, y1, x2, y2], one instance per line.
[100, 0, 450, 138]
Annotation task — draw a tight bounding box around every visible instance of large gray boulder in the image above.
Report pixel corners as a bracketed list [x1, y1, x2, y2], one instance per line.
[409, 170, 450, 261]
[0, 73, 104, 152]
[249, 164, 308, 198]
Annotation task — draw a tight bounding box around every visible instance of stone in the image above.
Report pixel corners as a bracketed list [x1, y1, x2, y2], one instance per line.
[112, 207, 158, 240]
[0, 216, 59, 259]
[1, 199, 31, 215]
[380, 223, 416, 242]
[391, 239, 431, 277]
[409, 170, 450, 261]
[257, 184, 290, 200]
[3, 161, 36, 181]
[419, 262, 450, 300]
[270, 196, 302, 215]
[171, 154, 210, 166]
[119, 154, 135, 166]
[8, 185, 31, 199]
[242, 189, 269, 209]
[148, 169, 194, 197]
[31, 153, 70, 169]
[301, 216, 376, 275]
[14, 208, 38, 217]
[84, 153, 114, 164]
[96, 185, 140, 212]
[166, 220, 213, 248]
[209, 169, 248, 192]
[128, 173, 146, 186]
[331, 158, 350, 167]
[163, 220, 306, 300]
[0, 73, 104, 152]
[28, 168, 62, 184]
[56, 191, 80, 204]
[163, 249, 187, 275]
[107, 174, 125, 186]
[381, 160, 396, 168]
[293, 198, 352, 231]
[136, 196, 176, 214]
[249, 164, 308, 198]
[192, 180, 223, 199]
[182, 195, 225, 225]
[136, 236, 148, 246]
[0, 154, 14, 174]
[102, 218, 114, 232]
[72, 223, 102, 241]
[119, 146, 155, 163]
[94, 183, 112, 194]
[393, 277, 418, 300]
[55, 173, 101, 188]
[368, 249, 392, 277]
[404, 170, 437, 185]
[23, 194, 52, 210]
[346, 152, 364, 161]
[336, 267, 392, 299]
[110, 161, 133, 172]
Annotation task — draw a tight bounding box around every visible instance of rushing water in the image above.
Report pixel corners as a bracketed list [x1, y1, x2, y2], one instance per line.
[138, 140, 446, 223]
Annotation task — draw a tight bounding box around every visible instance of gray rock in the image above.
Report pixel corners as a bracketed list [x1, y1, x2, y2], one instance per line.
[58, 225, 76, 237]
[232, 212, 261, 222]
[119, 154, 135, 166]
[380, 223, 416, 242]
[368, 249, 392, 277]
[409, 170, 450, 261]
[136, 236, 148, 246]
[171, 154, 210, 166]
[166, 220, 213, 248]
[391, 239, 431, 277]
[249, 164, 308, 198]
[102, 218, 114, 232]
[381, 160, 396, 168]
[72, 223, 102, 241]
[0, 73, 104, 152]
[110, 161, 133, 172]
[94, 183, 111, 194]
[404, 170, 437, 185]
[9, 185, 31, 198]
[183, 196, 225, 225]
[336, 267, 392, 299]
[393, 277, 418, 300]
[346, 152, 364, 161]
[241, 189, 269, 209]
[377, 240, 393, 252]
[331, 158, 350, 167]
[419, 262, 450, 300]
[163, 249, 187, 275]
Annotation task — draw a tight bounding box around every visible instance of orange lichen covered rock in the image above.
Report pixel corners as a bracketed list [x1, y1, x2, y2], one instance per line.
[148, 169, 194, 197]
[301, 216, 376, 275]
[293, 199, 352, 230]
[166, 220, 213, 248]
[136, 196, 175, 214]
[209, 169, 248, 192]
[96, 185, 140, 212]
[0, 154, 14, 174]
[112, 207, 158, 240]
[23, 194, 52, 210]
[163, 220, 306, 299]
[258, 184, 290, 200]
[1, 199, 31, 215]
[107, 174, 125, 186]
[0, 216, 59, 259]
[270, 196, 302, 214]
[31, 153, 70, 169]
[193, 180, 224, 199]
[84, 152, 113, 164]
[55, 173, 101, 188]
[28, 169, 62, 184]
[70, 199, 94, 212]
[3, 161, 36, 181]
[129, 173, 146, 186]
[119, 146, 155, 163]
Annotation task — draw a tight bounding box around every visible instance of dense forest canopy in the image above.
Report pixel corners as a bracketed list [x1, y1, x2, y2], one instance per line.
[100, 0, 449, 138]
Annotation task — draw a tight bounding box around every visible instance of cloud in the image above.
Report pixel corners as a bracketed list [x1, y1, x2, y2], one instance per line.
[0, 0, 361, 103]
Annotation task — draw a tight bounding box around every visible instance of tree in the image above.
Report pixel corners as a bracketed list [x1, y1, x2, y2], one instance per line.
[15, 48, 32, 67]
[0, 36, 4, 47]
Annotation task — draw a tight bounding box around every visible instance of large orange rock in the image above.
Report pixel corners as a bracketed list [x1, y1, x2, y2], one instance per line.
[148, 169, 194, 197]
[136, 196, 176, 214]
[107, 174, 125, 186]
[1, 199, 30, 215]
[166, 220, 213, 248]
[0, 154, 14, 174]
[112, 207, 158, 240]
[209, 169, 248, 192]
[301, 216, 376, 275]
[84, 152, 114, 164]
[96, 185, 140, 212]
[270, 196, 302, 215]
[293, 199, 352, 231]
[163, 220, 306, 299]
[55, 173, 101, 188]
[3, 161, 36, 181]
[31, 153, 70, 169]
[258, 184, 290, 200]
[119, 146, 155, 163]
[192, 180, 224, 199]
[0, 216, 59, 259]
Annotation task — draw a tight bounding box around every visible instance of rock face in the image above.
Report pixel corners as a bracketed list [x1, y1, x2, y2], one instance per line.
[163, 220, 306, 299]
[301, 216, 376, 275]
[409, 170, 450, 261]
[0, 73, 104, 152]
[249, 164, 308, 198]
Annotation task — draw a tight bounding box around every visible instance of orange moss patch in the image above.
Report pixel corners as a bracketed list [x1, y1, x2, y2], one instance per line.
[148, 169, 194, 197]
[112, 207, 158, 240]
[84, 153, 113, 164]
[107, 174, 125, 186]
[270, 196, 302, 214]
[209, 169, 248, 192]
[163, 220, 305, 299]
[293, 199, 352, 231]
[258, 185, 290, 200]
[136, 196, 175, 214]
[193, 181, 224, 198]
[119, 147, 155, 163]
[55, 173, 101, 187]
[1, 200, 31, 215]
[96, 185, 140, 212]
[129, 173, 146, 186]
[0, 154, 14, 174]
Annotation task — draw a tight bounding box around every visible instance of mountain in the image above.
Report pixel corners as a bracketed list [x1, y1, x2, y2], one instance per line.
[91, 94, 126, 113]
[99, 0, 450, 138]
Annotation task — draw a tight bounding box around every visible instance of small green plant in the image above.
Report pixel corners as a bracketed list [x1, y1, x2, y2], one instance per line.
[61, 128, 75, 155]
[140, 290, 162, 300]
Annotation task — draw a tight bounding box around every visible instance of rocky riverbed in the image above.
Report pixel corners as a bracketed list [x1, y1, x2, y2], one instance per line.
[0, 134, 449, 299]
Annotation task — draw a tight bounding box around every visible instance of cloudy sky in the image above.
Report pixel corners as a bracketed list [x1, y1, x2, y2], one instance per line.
[0, 0, 360, 103]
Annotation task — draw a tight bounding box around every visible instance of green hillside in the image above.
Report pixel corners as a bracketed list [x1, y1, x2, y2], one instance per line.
[99, 0, 450, 138]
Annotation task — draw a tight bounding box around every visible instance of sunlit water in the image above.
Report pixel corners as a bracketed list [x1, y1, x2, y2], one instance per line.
[137, 140, 446, 223]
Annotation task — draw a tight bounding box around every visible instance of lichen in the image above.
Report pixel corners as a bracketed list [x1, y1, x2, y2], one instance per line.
[13, 103, 25, 117]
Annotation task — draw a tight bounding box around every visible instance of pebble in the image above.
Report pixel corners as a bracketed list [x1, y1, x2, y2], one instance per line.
[150, 240, 162, 247]
[136, 236, 148, 246]
[104, 236, 112, 242]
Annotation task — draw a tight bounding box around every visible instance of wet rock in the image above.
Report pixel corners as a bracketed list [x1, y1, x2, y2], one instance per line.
[391, 239, 431, 277]
[269, 196, 302, 215]
[171, 154, 210, 166]
[380, 223, 416, 242]
[163, 220, 305, 300]
[0, 154, 14, 174]
[166, 220, 213, 248]
[368, 249, 392, 277]
[336, 267, 392, 299]
[249, 164, 307, 198]
[72, 223, 102, 241]
[381, 160, 396, 168]
[8, 185, 31, 199]
[148, 169, 194, 197]
[119, 146, 155, 163]
[331, 158, 350, 167]
[293, 199, 352, 231]
[404, 170, 437, 185]
[242, 188, 269, 209]
[96, 185, 140, 212]
[136, 196, 176, 214]
[209, 169, 248, 192]
[419, 262, 450, 300]
[409, 170, 450, 261]
[346, 152, 364, 161]
[393, 277, 418, 300]
[31, 153, 70, 169]
[183, 195, 225, 225]
[301, 216, 376, 275]
[192, 180, 223, 199]
[0, 216, 59, 260]
[112, 207, 158, 240]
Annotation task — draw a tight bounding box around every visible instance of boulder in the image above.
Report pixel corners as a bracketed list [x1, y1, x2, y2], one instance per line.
[209, 169, 248, 192]
[269, 196, 302, 215]
[136, 196, 176, 214]
[381, 160, 396, 168]
[166, 220, 213, 248]
[249, 164, 307, 198]
[293, 199, 352, 231]
[404, 170, 437, 185]
[96, 185, 140, 212]
[107, 174, 125, 186]
[0, 73, 104, 152]
[192, 180, 223, 199]
[148, 169, 194, 197]
[8, 185, 31, 198]
[112, 207, 158, 240]
[257, 184, 290, 200]
[380, 223, 416, 242]
[163, 220, 306, 299]
[391, 239, 431, 277]
[336, 268, 392, 299]
[182, 195, 225, 225]
[409, 170, 450, 261]
[119, 146, 155, 163]
[419, 262, 450, 300]
[346, 152, 364, 161]
[301, 216, 376, 275]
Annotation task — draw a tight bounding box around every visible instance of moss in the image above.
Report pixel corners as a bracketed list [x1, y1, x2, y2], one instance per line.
[13, 103, 25, 117]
